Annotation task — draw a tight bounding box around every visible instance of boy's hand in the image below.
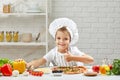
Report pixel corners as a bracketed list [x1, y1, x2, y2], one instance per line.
[64, 50, 73, 62]
[26, 62, 33, 69]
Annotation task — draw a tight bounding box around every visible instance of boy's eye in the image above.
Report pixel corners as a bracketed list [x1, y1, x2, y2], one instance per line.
[57, 37, 60, 40]
[64, 38, 68, 40]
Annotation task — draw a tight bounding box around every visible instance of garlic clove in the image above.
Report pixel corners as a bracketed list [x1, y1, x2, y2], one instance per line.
[23, 71, 29, 76]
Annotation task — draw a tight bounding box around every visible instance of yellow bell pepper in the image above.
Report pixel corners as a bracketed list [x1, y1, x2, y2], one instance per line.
[12, 60, 26, 74]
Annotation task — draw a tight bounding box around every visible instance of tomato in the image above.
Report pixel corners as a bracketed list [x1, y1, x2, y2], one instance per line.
[0, 66, 1, 72]
[108, 65, 112, 70]
[30, 71, 43, 76]
[92, 65, 100, 73]
[39, 71, 44, 76]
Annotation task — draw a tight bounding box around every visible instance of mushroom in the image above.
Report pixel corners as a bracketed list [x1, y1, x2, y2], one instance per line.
[12, 70, 19, 77]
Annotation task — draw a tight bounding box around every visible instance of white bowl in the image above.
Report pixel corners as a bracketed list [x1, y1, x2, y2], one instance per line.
[52, 73, 63, 76]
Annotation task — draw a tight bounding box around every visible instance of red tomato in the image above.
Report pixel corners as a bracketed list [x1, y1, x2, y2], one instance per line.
[92, 65, 100, 73]
[30, 71, 43, 76]
[39, 71, 44, 76]
[108, 64, 112, 70]
[0, 66, 1, 72]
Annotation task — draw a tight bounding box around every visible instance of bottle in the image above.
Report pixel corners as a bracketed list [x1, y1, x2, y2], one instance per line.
[3, 2, 11, 13]
[13, 31, 19, 42]
[6, 31, 12, 42]
[99, 58, 110, 75]
[0, 31, 4, 42]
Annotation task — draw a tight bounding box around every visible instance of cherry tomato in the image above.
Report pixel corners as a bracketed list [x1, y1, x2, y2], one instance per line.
[108, 65, 112, 70]
[39, 71, 44, 76]
[30, 71, 44, 76]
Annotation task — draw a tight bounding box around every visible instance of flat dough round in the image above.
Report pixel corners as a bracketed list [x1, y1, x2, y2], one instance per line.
[84, 72, 97, 76]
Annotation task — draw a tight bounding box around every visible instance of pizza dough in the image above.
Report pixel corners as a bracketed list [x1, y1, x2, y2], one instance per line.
[84, 71, 98, 76]
[34, 67, 51, 74]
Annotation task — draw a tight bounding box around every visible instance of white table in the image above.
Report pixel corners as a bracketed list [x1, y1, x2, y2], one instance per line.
[0, 73, 119, 80]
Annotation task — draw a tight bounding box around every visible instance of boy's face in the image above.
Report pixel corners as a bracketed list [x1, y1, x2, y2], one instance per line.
[55, 31, 70, 52]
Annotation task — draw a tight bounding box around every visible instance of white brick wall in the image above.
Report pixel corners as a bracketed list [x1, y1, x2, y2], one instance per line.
[50, 0, 120, 65]
[0, 0, 120, 65]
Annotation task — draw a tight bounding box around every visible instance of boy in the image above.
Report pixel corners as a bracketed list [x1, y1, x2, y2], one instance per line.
[27, 18, 94, 68]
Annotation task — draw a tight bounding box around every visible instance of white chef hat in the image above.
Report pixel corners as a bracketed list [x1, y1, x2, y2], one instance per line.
[49, 18, 79, 45]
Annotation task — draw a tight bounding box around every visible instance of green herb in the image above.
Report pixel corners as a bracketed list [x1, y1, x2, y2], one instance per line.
[0, 58, 12, 67]
[111, 59, 120, 75]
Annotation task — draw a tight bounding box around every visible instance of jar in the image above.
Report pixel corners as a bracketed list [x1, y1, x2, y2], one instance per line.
[21, 33, 32, 42]
[3, 3, 11, 13]
[6, 31, 12, 42]
[0, 31, 4, 42]
[13, 31, 19, 42]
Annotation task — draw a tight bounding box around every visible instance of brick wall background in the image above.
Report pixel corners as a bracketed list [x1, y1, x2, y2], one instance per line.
[49, 0, 120, 65]
[0, 0, 120, 65]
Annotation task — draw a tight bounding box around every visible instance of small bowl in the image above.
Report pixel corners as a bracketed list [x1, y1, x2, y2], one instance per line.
[52, 70, 63, 76]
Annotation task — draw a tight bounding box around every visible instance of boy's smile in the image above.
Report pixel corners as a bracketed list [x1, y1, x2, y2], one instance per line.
[55, 31, 70, 53]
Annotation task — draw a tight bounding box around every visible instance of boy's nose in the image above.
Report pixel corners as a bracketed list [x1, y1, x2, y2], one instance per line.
[60, 39, 64, 42]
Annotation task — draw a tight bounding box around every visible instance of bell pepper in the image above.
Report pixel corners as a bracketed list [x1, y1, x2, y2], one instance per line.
[0, 66, 1, 72]
[1, 64, 12, 76]
[12, 60, 26, 74]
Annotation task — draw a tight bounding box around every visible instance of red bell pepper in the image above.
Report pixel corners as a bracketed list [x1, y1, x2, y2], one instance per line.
[1, 64, 12, 76]
[0, 66, 1, 72]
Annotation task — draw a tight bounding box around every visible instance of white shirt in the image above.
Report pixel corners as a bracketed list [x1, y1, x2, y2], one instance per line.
[43, 46, 84, 66]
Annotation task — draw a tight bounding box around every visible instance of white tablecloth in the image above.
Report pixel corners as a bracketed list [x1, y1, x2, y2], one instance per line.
[0, 73, 119, 80]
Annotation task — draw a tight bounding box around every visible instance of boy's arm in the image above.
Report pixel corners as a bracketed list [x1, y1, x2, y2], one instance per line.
[65, 52, 94, 64]
[71, 54, 94, 64]
[27, 58, 47, 68]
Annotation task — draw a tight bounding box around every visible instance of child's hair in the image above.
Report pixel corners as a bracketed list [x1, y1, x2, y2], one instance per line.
[55, 26, 71, 41]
